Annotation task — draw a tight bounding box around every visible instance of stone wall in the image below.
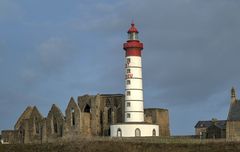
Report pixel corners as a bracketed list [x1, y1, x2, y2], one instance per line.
[64, 97, 82, 137]
[45, 104, 65, 142]
[1, 94, 170, 144]
[226, 121, 240, 139]
[1, 130, 19, 144]
[144, 108, 170, 136]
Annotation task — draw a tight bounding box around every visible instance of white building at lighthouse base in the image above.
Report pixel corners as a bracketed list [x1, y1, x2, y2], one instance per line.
[111, 123, 159, 137]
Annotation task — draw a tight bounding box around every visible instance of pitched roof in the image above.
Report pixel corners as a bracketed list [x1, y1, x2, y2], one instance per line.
[14, 106, 34, 130]
[47, 104, 64, 118]
[227, 100, 240, 121]
[195, 120, 226, 129]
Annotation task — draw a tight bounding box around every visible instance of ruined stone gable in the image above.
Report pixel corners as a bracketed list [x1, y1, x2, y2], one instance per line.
[65, 97, 81, 137]
[45, 104, 65, 141]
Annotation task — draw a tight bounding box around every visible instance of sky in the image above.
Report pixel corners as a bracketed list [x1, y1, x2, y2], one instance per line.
[0, 0, 240, 135]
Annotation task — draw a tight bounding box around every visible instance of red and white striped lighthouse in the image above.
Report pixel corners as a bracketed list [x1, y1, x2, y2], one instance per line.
[110, 22, 159, 137]
[124, 22, 144, 122]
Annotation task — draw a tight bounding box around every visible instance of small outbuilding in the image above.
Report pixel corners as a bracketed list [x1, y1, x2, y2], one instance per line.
[195, 119, 226, 139]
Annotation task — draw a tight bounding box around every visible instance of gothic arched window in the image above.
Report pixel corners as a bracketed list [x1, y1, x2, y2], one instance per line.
[84, 104, 91, 113]
[71, 108, 75, 126]
[108, 108, 112, 124]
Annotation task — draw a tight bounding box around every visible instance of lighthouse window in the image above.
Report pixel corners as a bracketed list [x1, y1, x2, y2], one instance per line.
[127, 113, 131, 118]
[129, 33, 138, 40]
[127, 102, 131, 107]
[126, 91, 131, 96]
[127, 58, 131, 63]
[127, 80, 131, 85]
[127, 69, 131, 73]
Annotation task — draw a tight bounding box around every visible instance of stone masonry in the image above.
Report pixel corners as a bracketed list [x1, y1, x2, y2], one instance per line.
[1, 94, 170, 144]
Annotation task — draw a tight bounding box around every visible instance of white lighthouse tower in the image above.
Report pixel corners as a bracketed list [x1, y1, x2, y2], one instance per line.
[124, 22, 144, 123]
[110, 22, 159, 137]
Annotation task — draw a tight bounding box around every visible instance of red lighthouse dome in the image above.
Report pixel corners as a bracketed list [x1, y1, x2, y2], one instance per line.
[128, 22, 139, 33]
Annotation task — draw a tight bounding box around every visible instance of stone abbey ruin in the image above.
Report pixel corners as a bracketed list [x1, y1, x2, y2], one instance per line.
[1, 94, 170, 144]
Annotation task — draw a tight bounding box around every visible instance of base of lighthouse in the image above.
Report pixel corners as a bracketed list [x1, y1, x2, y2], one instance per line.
[110, 123, 159, 137]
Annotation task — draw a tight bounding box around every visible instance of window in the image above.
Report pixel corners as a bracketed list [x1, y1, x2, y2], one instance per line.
[71, 108, 75, 126]
[35, 117, 39, 134]
[100, 111, 103, 125]
[127, 102, 131, 107]
[60, 125, 63, 137]
[135, 128, 141, 137]
[127, 58, 131, 64]
[108, 108, 112, 124]
[126, 91, 131, 96]
[129, 33, 138, 40]
[127, 113, 131, 118]
[54, 122, 58, 133]
[127, 80, 131, 85]
[152, 129, 156, 136]
[84, 104, 91, 113]
[127, 69, 131, 73]
[53, 117, 58, 134]
[36, 125, 40, 134]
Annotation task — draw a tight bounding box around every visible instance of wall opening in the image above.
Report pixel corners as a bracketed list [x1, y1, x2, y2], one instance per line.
[84, 104, 91, 113]
[117, 128, 122, 137]
[100, 111, 103, 136]
[152, 129, 156, 136]
[135, 128, 141, 137]
[71, 108, 75, 126]
[54, 122, 58, 133]
[60, 125, 63, 137]
[108, 108, 112, 124]
[19, 126, 25, 144]
[35, 117, 40, 134]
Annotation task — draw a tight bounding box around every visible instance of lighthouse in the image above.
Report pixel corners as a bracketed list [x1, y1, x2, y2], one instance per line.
[124, 22, 144, 123]
[110, 22, 159, 137]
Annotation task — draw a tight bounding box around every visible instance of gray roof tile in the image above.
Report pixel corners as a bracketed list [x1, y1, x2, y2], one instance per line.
[195, 120, 226, 129]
